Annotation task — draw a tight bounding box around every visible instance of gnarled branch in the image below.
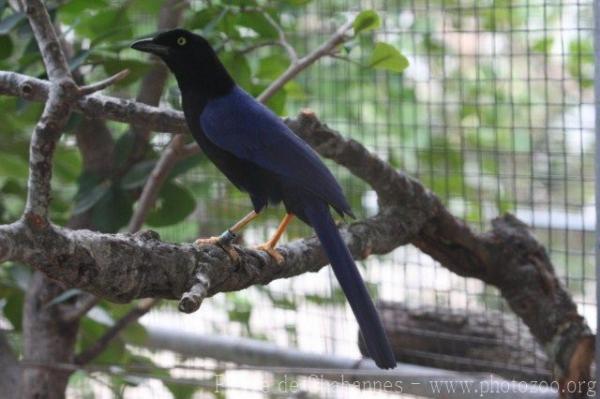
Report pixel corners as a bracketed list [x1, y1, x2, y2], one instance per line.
[0, 106, 591, 395]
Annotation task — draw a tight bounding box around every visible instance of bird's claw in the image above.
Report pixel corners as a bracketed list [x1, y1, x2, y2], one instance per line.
[194, 236, 241, 264]
[255, 243, 284, 265]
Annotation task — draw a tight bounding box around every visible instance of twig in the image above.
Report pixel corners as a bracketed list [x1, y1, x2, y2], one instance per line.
[77, 69, 129, 96]
[74, 298, 158, 365]
[262, 12, 298, 63]
[62, 294, 101, 323]
[18, 0, 71, 82]
[19, 0, 77, 222]
[258, 19, 354, 103]
[0, 108, 593, 391]
[237, 40, 279, 55]
[127, 134, 187, 233]
[72, 0, 187, 366]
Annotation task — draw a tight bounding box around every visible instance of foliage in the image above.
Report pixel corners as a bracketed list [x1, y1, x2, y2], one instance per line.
[0, 0, 411, 396]
[0, 0, 593, 396]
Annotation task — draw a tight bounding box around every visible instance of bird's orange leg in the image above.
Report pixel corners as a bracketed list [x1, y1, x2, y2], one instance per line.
[195, 210, 260, 262]
[255, 213, 294, 264]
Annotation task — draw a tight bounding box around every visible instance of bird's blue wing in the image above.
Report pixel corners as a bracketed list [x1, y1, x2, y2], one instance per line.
[200, 87, 352, 216]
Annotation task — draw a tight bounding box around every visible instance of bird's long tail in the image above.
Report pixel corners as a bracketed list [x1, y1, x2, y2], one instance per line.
[304, 201, 396, 369]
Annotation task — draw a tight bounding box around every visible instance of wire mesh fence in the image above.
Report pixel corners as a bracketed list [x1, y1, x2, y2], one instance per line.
[62, 0, 595, 397]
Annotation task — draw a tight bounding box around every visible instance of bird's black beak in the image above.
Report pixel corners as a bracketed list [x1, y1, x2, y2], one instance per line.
[131, 38, 169, 57]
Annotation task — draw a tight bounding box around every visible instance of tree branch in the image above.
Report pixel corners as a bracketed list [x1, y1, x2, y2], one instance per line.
[77, 69, 130, 96]
[66, 0, 188, 366]
[0, 331, 20, 399]
[0, 107, 591, 392]
[74, 298, 158, 365]
[258, 19, 353, 103]
[0, 71, 189, 134]
[62, 295, 100, 323]
[0, 9, 592, 389]
[19, 0, 77, 222]
[127, 134, 187, 233]
[18, 0, 71, 82]
[261, 11, 298, 63]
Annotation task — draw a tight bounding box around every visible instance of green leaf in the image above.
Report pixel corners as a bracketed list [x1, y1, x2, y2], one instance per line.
[256, 53, 289, 81]
[165, 382, 198, 399]
[68, 49, 91, 72]
[131, 0, 162, 13]
[91, 186, 133, 233]
[368, 42, 409, 73]
[60, 0, 108, 19]
[4, 292, 23, 330]
[146, 182, 196, 227]
[264, 87, 286, 115]
[0, 12, 25, 35]
[226, 293, 252, 326]
[113, 131, 135, 167]
[79, 318, 126, 364]
[531, 37, 553, 54]
[120, 160, 157, 190]
[237, 12, 279, 39]
[219, 52, 252, 89]
[170, 154, 203, 178]
[87, 306, 114, 326]
[101, 57, 149, 87]
[75, 9, 132, 42]
[46, 289, 82, 308]
[0, 153, 28, 180]
[353, 10, 381, 34]
[53, 146, 82, 182]
[0, 35, 13, 60]
[120, 321, 147, 346]
[73, 180, 111, 215]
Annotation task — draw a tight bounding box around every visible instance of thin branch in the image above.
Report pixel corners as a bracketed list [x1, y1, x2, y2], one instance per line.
[19, 0, 78, 221]
[69, 0, 189, 364]
[74, 299, 158, 365]
[18, 0, 71, 82]
[127, 134, 187, 233]
[237, 40, 280, 55]
[0, 110, 592, 392]
[262, 12, 298, 63]
[0, 71, 190, 134]
[77, 69, 130, 96]
[62, 294, 101, 323]
[258, 19, 354, 103]
[0, 5, 591, 391]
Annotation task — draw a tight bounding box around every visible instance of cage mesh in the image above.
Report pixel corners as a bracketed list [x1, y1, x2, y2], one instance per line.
[67, 0, 595, 397]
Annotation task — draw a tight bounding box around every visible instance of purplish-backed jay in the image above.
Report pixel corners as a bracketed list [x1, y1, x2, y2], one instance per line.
[132, 29, 396, 369]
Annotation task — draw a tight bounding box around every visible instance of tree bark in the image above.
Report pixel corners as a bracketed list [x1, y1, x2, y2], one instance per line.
[359, 302, 552, 382]
[22, 274, 79, 399]
[0, 331, 20, 398]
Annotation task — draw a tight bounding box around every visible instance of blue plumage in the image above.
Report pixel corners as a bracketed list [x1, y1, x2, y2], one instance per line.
[200, 86, 352, 221]
[132, 29, 397, 369]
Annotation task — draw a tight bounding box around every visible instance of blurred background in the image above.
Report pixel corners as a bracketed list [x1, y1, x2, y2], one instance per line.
[0, 0, 594, 397]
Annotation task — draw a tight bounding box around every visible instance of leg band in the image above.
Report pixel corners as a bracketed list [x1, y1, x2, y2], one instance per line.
[219, 229, 237, 243]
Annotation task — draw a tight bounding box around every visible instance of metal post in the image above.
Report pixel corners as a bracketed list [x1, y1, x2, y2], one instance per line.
[595, 0, 600, 396]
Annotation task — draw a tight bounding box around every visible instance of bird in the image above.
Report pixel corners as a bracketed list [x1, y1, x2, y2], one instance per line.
[132, 28, 397, 369]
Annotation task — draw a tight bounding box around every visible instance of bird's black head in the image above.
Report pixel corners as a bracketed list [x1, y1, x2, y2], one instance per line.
[131, 29, 234, 98]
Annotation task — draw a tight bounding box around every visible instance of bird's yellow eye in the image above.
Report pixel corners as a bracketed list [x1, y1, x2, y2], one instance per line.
[177, 37, 186, 46]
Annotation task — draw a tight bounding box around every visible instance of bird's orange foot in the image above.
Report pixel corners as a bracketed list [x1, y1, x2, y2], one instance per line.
[255, 243, 284, 264]
[195, 236, 240, 264]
